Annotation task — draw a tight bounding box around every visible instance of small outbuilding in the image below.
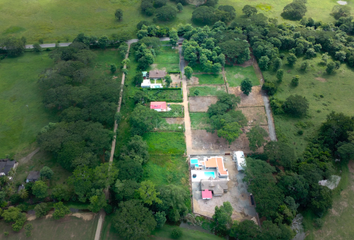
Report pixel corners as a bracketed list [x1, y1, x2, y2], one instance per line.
[0, 159, 17, 176]
[26, 171, 40, 183]
[202, 189, 212, 200]
[233, 151, 246, 172]
[149, 70, 167, 80]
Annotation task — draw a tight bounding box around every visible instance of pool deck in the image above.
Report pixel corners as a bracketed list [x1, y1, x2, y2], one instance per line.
[191, 169, 217, 183]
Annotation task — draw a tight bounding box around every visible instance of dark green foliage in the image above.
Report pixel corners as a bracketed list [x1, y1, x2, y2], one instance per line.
[281, 0, 307, 20]
[177, 3, 183, 12]
[53, 202, 71, 220]
[32, 180, 48, 199]
[247, 125, 268, 151]
[242, 5, 257, 17]
[331, 5, 351, 20]
[282, 95, 309, 117]
[171, 0, 188, 5]
[24, 223, 34, 237]
[278, 174, 309, 205]
[133, 72, 144, 86]
[114, 200, 156, 240]
[118, 157, 144, 182]
[114, 179, 140, 202]
[219, 39, 250, 64]
[192, 6, 215, 25]
[291, 75, 299, 87]
[156, 185, 188, 222]
[184, 66, 193, 79]
[241, 78, 253, 95]
[156, 6, 177, 21]
[262, 80, 278, 96]
[171, 228, 183, 239]
[110, 64, 117, 74]
[287, 53, 297, 66]
[273, 57, 282, 71]
[33, 43, 42, 52]
[40, 166, 53, 179]
[309, 184, 333, 214]
[155, 211, 167, 228]
[230, 220, 260, 240]
[137, 20, 151, 30]
[300, 61, 308, 71]
[0, 37, 25, 57]
[154, 0, 167, 8]
[88, 192, 107, 213]
[276, 69, 284, 83]
[218, 122, 243, 144]
[121, 135, 149, 164]
[211, 201, 233, 236]
[115, 9, 123, 21]
[130, 104, 161, 135]
[265, 141, 296, 170]
[259, 56, 270, 70]
[2, 207, 27, 232]
[34, 203, 48, 218]
[52, 184, 72, 201]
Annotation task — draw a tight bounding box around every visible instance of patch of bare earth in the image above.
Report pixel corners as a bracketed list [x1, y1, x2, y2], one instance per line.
[229, 86, 264, 107]
[165, 118, 184, 124]
[239, 107, 267, 126]
[187, 76, 199, 85]
[315, 77, 326, 82]
[72, 212, 95, 221]
[189, 96, 218, 112]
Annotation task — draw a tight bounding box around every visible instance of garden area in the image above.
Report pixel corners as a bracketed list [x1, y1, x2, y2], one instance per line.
[145, 88, 183, 102]
[190, 113, 210, 130]
[159, 104, 184, 118]
[225, 65, 259, 87]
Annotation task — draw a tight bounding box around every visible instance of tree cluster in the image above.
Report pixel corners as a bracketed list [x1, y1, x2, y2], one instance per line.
[192, 5, 236, 25]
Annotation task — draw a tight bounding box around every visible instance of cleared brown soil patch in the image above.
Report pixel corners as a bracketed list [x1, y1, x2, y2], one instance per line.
[189, 96, 218, 112]
[187, 76, 199, 85]
[229, 86, 264, 107]
[165, 117, 184, 124]
[239, 106, 268, 126]
[316, 77, 326, 82]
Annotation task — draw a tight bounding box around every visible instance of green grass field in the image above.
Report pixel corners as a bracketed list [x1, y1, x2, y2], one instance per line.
[0, 52, 56, 158]
[194, 74, 224, 85]
[189, 86, 226, 96]
[143, 132, 186, 155]
[146, 89, 183, 102]
[190, 112, 210, 130]
[263, 54, 354, 155]
[152, 46, 180, 72]
[225, 65, 260, 87]
[159, 104, 184, 118]
[0, 0, 195, 43]
[0, 214, 99, 240]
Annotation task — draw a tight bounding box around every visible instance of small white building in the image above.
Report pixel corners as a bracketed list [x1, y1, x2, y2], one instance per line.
[141, 79, 163, 89]
[233, 151, 246, 172]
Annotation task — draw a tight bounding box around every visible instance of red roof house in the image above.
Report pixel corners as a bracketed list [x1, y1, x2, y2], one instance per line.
[202, 189, 212, 200]
[150, 102, 167, 112]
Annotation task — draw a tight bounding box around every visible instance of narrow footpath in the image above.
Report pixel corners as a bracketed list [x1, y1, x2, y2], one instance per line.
[93, 44, 131, 240]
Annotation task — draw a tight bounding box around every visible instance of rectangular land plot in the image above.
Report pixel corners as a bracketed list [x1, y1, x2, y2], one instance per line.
[225, 65, 260, 87]
[146, 89, 183, 102]
[189, 86, 226, 97]
[153, 46, 180, 72]
[239, 106, 268, 126]
[190, 112, 210, 130]
[229, 86, 264, 107]
[143, 132, 186, 155]
[189, 96, 218, 112]
[159, 104, 184, 118]
[194, 74, 224, 85]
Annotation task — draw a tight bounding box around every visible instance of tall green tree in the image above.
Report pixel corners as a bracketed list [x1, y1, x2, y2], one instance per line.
[247, 125, 268, 151]
[114, 200, 156, 240]
[115, 9, 123, 21]
[211, 201, 233, 236]
[184, 66, 193, 79]
[40, 166, 53, 180]
[242, 5, 257, 17]
[217, 122, 243, 144]
[53, 202, 71, 220]
[32, 180, 48, 199]
[240, 78, 253, 95]
[138, 180, 162, 205]
[89, 192, 107, 213]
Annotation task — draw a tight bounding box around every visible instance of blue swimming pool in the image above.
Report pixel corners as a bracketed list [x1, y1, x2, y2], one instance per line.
[190, 159, 198, 164]
[204, 172, 216, 178]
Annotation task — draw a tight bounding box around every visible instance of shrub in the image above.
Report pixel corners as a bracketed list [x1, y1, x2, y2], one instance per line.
[171, 228, 183, 239]
[291, 75, 299, 87]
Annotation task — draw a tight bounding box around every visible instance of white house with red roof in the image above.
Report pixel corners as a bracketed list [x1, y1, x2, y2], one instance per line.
[150, 102, 171, 112]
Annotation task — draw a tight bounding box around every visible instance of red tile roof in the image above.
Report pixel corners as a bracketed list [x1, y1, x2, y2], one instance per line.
[150, 102, 167, 110]
[202, 189, 212, 199]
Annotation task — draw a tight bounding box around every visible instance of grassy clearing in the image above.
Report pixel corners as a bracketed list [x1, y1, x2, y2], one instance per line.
[0, 52, 56, 158]
[92, 48, 124, 78]
[159, 104, 184, 118]
[195, 74, 224, 85]
[152, 46, 180, 72]
[143, 132, 185, 155]
[190, 113, 210, 130]
[146, 89, 183, 102]
[14, 150, 71, 189]
[0, 0, 195, 43]
[189, 86, 225, 96]
[263, 54, 354, 155]
[0, 214, 99, 240]
[225, 65, 260, 87]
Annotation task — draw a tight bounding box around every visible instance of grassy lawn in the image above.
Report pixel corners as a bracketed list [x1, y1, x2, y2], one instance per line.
[225, 65, 260, 87]
[189, 86, 225, 96]
[159, 104, 184, 118]
[146, 89, 183, 102]
[0, 52, 56, 158]
[143, 132, 185, 155]
[152, 46, 180, 72]
[0, 214, 99, 240]
[92, 48, 124, 78]
[263, 54, 354, 155]
[190, 113, 210, 130]
[194, 74, 224, 85]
